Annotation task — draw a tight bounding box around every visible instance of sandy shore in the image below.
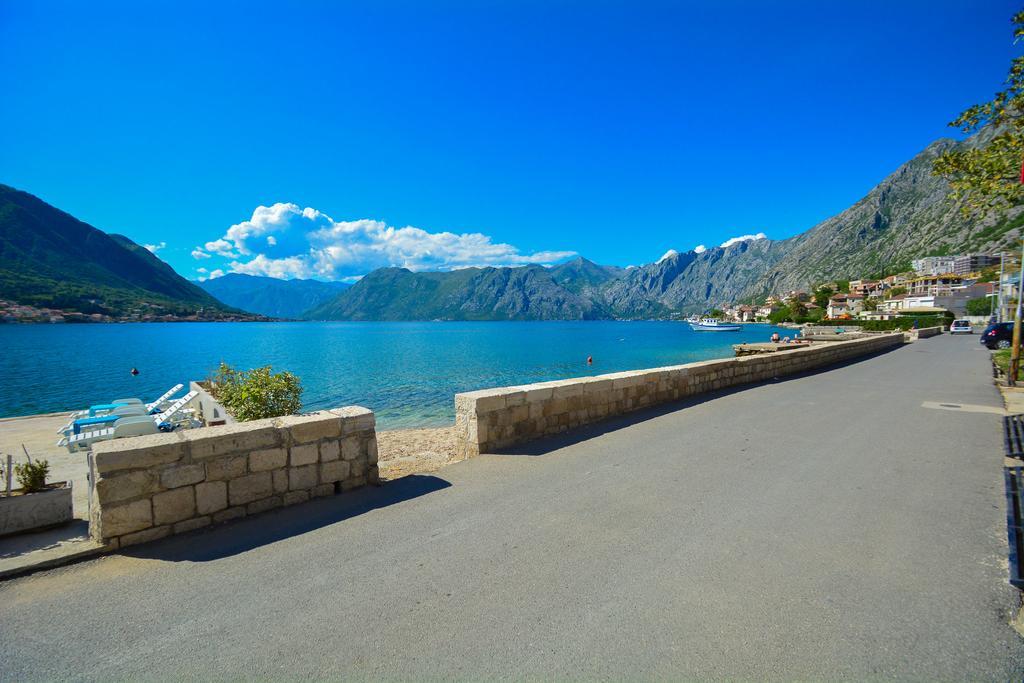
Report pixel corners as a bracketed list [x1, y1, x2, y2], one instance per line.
[376, 425, 459, 480]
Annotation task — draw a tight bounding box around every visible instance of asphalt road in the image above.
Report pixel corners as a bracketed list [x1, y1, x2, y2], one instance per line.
[2, 335, 1022, 680]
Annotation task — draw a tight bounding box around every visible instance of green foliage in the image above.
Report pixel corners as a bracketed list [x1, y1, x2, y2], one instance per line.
[993, 349, 1024, 379]
[889, 286, 908, 297]
[932, 9, 1024, 215]
[14, 459, 49, 493]
[966, 296, 993, 316]
[789, 299, 807, 319]
[863, 297, 880, 311]
[835, 280, 850, 293]
[210, 363, 303, 421]
[813, 286, 834, 309]
[769, 305, 791, 324]
[812, 314, 953, 331]
[708, 308, 724, 318]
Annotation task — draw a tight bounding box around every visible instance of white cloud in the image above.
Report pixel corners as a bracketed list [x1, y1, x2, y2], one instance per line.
[144, 241, 166, 253]
[200, 202, 576, 281]
[341, 275, 362, 284]
[720, 232, 767, 248]
[228, 254, 312, 279]
[205, 239, 239, 258]
[191, 247, 212, 260]
[693, 244, 707, 254]
[208, 269, 225, 279]
[196, 267, 208, 274]
[657, 249, 679, 263]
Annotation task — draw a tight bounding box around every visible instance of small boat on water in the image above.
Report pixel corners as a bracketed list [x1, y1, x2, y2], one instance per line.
[688, 317, 742, 332]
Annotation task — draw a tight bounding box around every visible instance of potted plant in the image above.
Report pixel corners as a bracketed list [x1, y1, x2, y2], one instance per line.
[0, 452, 73, 536]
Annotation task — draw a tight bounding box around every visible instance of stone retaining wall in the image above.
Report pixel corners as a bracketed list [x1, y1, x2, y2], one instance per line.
[455, 334, 903, 458]
[907, 325, 944, 341]
[89, 407, 377, 548]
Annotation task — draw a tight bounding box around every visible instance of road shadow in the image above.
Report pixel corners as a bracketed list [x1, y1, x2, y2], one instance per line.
[496, 346, 900, 457]
[122, 474, 451, 563]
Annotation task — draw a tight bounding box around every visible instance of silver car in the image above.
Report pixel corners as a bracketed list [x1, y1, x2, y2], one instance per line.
[950, 319, 974, 334]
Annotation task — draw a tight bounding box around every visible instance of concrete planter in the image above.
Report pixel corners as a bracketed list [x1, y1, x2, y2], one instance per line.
[0, 482, 73, 536]
[189, 381, 236, 427]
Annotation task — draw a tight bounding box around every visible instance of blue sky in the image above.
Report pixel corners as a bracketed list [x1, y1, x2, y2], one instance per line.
[0, 0, 1018, 281]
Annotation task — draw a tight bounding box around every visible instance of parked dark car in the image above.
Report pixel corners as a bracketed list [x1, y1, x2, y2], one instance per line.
[981, 322, 1015, 349]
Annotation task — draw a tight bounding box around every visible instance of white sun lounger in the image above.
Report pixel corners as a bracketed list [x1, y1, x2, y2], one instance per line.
[59, 390, 198, 452]
[68, 384, 185, 421]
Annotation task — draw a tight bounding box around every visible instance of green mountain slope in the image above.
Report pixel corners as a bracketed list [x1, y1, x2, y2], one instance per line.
[306, 265, 610, 320]
[198, 273, 350, 319]
[0, 184, 234, 316]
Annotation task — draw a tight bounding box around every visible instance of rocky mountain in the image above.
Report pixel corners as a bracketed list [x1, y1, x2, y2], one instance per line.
[309, 129, 1024, 320]
[305, 264, 610, 321]
[198, 273, 350, 319]
[0, 184, 237, 317]
[748, 136, 1024, 297]
[600, 238, 796, 316]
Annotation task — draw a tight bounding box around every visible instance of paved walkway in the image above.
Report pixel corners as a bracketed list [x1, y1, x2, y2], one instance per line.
[2, 335, 1022, 680]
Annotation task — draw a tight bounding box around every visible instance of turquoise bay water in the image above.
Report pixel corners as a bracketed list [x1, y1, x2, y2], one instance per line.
[0, 321, 792, 428]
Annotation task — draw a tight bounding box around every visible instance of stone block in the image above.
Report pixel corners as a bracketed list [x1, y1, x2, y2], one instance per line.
[205, 455, 247, 481]
[228, 471, 273, 506]
[95, 470, 160, 504]
[350, 459, 365, 477]
[212, 506, 246, 524]
[312, 483, 335, 497]
[272, 469, 288, 493]
[366, 437, 378, 465]
[551, 382, 584, 399]
[184, 418, 282, 460]
[289, 464, 318, 490]
[160, 463, 205, 490]
[524, 385, 555, 403]
[119, 525, 170, 548]
[341, 436, 362, 461]
[367, 465, 380, 485]
[279, 412, 343, 444]
[341, 475, 366, 491]
[284, 490, 309, 506]
[93, 432, 186, 475]
[290, 442, 319, 467]
[173, 516, 211, 534]
[195, 480, 228, 515]
[99, 498, 152, 538]
[320, 439, 340, 462]
[504, 391, 527, 407]
[247, 496, 282, 515]
[320, 459, 350, 483]
[455, 389, 506, 413]
[153, 487, 196, 525]
[331, 406, 376, 434]
[249, 447, 287, 472]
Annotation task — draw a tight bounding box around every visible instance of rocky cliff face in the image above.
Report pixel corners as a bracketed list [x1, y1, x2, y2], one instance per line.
[750, 137, 1024, 297]
[307, 131, 1024, 321]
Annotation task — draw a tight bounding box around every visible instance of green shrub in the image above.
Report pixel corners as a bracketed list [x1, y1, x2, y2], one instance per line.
[209, 363, 303, 421]
[15, 459, 49, 493]
[812, 315, 953, 331]
[965, 297, 992, 316]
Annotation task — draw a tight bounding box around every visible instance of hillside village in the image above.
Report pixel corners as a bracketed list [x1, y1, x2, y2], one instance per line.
[720, 253, 1005, 323]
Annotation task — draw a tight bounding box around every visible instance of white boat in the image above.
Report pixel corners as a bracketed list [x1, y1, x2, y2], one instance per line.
[688, 318, 742, 331]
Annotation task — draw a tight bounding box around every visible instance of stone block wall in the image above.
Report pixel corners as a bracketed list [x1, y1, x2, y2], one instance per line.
[455, 334, 903, 458]
[906, 325, 944, 341]
[89, 407, 377, 548]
